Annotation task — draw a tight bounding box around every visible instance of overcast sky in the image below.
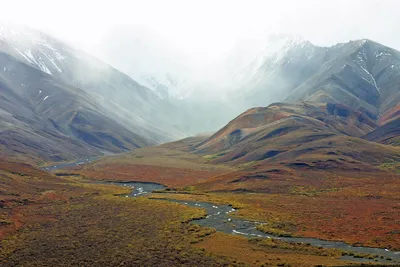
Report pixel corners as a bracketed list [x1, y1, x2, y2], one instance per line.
[2, 0, 400, 61]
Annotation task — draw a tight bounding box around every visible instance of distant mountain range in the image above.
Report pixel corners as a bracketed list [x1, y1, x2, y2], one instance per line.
[97, 30, 400, 121]
[0, 24, 399, 163]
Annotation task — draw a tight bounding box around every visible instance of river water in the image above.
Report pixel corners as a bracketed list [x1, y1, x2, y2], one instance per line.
[43, 160, 400, 264]
[114, 181, 400, 265]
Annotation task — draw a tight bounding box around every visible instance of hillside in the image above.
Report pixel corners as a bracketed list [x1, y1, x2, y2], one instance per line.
[71, 102, 400, 252]
[0, 24, 188, 163]
[195, 102, 393, 167]
[147, 102, 400, 251]
[364, 118, 400, 146]
[0, 50, 150, 162]
[2, 26, 400, 164]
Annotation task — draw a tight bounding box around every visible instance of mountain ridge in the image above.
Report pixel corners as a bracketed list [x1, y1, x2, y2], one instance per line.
[1, 24, 400, 163]
[226, 35, 400, 120]
[0, 24, 190, 162]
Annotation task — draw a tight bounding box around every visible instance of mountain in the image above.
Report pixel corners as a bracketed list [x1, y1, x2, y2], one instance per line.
[287, 40, 400, 116]
[179, 102, 400, 192]
[195, 102, 387, 164]
[225, 34, 325, 107]
[93, 29, 400, 137]
[2, 24, 400, 163]
[226, 35, 400, 120]
[0, 24, 186, 163]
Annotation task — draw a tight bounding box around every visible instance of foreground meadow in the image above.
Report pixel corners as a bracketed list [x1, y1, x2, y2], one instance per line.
[72, 145, 400, 252]
[3, 158, 400, 266]
[0, 161, 238, 266]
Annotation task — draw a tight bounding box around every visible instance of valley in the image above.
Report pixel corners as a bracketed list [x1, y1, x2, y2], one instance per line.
[0, 159, 237, 266]
[1, 15, 400, 267]
[2, 153, 396, 266]
[65, 139, 400, 252]
[97, 181, 400, 264]
[46, 99, 400, 266]
[2, 116, 399, 266]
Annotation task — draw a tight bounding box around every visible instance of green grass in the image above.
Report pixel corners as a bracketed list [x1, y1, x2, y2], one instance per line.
[256, 221, 297, 237]
[379, 158, 400, 174]
[203, 153, 224, 160]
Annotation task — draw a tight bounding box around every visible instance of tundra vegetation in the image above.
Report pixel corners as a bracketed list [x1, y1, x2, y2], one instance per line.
[3, 158, 398, 266]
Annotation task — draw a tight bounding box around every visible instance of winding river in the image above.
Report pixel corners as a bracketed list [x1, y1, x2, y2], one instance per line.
[44, 160, 400, 264]
[112, 181, 400, 264]
[41, 156, 100, 172]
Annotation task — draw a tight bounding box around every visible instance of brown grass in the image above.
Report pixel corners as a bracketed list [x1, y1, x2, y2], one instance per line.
[194, 232, 354, 267]
[70, 147, 235, 187]
[150, 171, 400, 251]
[0, 160, 242, 266]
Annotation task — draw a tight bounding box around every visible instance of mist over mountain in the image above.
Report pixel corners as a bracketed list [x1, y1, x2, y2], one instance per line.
[89, 25, 243, 134]
[93, 26, 193, 98]
[0, 24, 189, 161]
[91, 27, 400, 119]
[1, 21, 400, 163]
[2, 3, 400, 265]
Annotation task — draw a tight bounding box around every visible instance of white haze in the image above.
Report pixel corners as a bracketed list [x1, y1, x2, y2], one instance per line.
[2, 0, 400, 96]
[3, 0, 400, 53]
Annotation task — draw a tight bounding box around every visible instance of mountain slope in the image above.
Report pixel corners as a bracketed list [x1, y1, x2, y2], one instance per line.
[196, 102, 377, 154]
[228, 36, 400, 120]
[178, 102, 400, 193]
[0, 24, 188, 162]
[0, 24, 186, 142]
[287, 40, 400, 116]
[364, 105, 400, 146]
[364, 117, 400, 146]
[0, 51, 153, 162]
[227, 35, 325, 107]
[191, 102, 399, 174]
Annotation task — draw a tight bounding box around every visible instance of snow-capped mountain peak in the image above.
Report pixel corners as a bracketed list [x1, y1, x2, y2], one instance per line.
[225, 33, 315, 85]
[0, 23, 71, 76]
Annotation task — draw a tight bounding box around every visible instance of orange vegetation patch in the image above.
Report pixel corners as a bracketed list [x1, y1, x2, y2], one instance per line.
[154, 189, 400, 251]
[151, 168, 400, 250]
[1, 181, 240, 266]
[0, 205, 59, 240]
[235, 192, 400, 250]
[195, 232, 350, 267]
[66, 147, 236, 188]
[77, 163, 228, 188]
[0, 159, 92, 240]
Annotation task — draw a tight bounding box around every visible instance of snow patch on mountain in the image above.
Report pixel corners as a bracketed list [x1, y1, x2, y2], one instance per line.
[15, 48, 33, 63]
[42, 51, 62, 72]
[0, 23, 68, 76]
[355, 51, 380, 93]
[375, 51, 391, 58]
